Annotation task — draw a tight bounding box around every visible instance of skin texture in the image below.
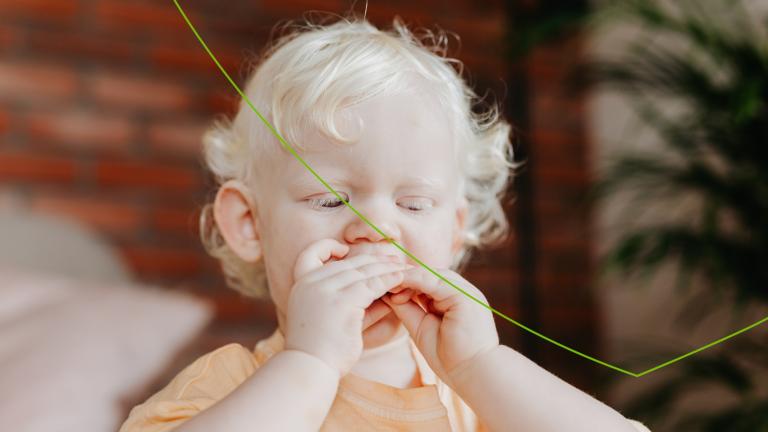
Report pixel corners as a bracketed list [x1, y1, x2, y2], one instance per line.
[196, 87, 644, 431]
[214, 88, 469, 385]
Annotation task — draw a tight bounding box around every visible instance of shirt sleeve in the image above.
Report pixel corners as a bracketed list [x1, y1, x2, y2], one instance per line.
[118, 343, 259, 432]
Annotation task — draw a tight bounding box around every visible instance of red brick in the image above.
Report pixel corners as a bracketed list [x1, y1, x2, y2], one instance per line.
[533, 153, 589, 176]
[149, 45, 241, 76]
[147, 120, 208, 158]
[528, 129, 574, 151]
[25, 110, 136, 153]
[462, 266, 520, 308]
[27, 30, 137, 64]
[95, 159, 202, 191]
[0, 109, 8, 133]
[441, 15, 506, 50]
[119, 244, 205, 278]
[210, 292, 277, 324]
[536, 271, 590, 290]
[29, 193, 144, 234]
[0, 151, 77, 183]
[534, 195, 588, 220]
[538, 227, 590, 252]
[538, 305, 598, 330]
[456, 51, 508, 80]
[204, 91, 239, 116]
[536, 249, 590, 275]
[536, 288, 594, 310]
[536, 212, 589, 237]
[94, 1, 201, 33]
[527, 59, 566, 82]
[531, 95, 583, 121]
[1, 0, 78, 25]
[151, 206, 201, 236]
[531, 98, 582, 128]
[462, 266, 517, 290]
[0, 61, 78, 104]
[204, 16, 272, 42]
[534, 165, 591, 187]
[529, 34, 582, 68]
[0, 25, 22, 51]
[393, 0, 500, 14]
[258, 0, 345, 15]
[86, 72, 193, 112]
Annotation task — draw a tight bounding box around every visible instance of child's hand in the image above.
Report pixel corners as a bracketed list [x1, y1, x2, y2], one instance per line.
[381, 266, 499, 389]
[284, 238, 408, 378]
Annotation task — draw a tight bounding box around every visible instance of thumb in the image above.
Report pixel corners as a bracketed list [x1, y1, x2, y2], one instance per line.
[293, 239, 348, 280]
[381, 295, 426, 339]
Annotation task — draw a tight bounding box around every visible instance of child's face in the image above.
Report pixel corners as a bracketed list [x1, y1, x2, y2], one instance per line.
[252, 90, 467, 340]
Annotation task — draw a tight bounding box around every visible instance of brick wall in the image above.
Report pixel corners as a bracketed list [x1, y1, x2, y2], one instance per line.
[0, 0, 600, 407]
[522, 32, 602, 390]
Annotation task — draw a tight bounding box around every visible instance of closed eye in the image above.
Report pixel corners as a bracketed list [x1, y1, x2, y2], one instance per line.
[307, 195, 434, 213]
[399, 198, 433, 212]
[308, 193, 349, 211]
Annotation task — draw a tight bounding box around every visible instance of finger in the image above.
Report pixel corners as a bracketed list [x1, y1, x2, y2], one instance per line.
[303, 254, 398, 285]
[322, 260, 408, 295]
[398, 267, 485, 313]
[293, 239, 349, 280]
[414, 293, 433, 314]
[399, 267, 456, 303]
[391, 288, 413, 304]
[381, 295, 432, 341]
[340, 269, 408, 309]
[362, 298, 392, 330]
[390, 289, 426, 313]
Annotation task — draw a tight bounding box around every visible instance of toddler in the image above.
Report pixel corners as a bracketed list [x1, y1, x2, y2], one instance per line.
[120, 11, 651, 432]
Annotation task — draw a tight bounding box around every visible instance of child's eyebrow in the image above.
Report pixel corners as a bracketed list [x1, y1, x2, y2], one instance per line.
[287, 174, 352, 191]
[287, 173, 447, 192]
[400, 174, 446, 190]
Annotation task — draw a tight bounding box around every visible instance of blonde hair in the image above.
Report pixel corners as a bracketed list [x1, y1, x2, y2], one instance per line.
[199, 11, 521, 299]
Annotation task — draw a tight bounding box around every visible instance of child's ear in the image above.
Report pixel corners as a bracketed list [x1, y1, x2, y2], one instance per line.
[451, 196, 468, 255]
[213, 180, 262, 263]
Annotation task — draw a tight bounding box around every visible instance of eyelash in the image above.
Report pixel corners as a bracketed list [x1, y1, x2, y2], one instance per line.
[308, 194, 432, 213]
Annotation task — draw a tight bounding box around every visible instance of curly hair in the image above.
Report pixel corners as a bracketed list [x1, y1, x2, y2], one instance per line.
[199, 11, 521, 299]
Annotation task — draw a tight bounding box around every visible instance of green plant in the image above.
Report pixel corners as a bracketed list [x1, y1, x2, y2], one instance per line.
[586, 0, 768, 430]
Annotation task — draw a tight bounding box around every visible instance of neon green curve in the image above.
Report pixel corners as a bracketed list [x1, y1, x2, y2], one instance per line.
[171, 0, 768, 378]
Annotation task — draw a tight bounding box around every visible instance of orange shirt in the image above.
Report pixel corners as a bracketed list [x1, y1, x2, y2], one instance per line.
[119, 328, 651, 431]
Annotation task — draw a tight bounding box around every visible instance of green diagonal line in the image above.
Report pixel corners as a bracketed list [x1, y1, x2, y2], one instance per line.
[171, 0, 768, 378]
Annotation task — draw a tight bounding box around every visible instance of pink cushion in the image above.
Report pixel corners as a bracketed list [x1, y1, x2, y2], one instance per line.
[0, 268, 214, 432]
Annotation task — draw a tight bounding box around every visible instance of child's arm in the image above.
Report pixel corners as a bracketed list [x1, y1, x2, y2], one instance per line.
[384, 266, 647, 432]
[175, 239, 407, 432]
[175, 349, 339, 432]
[447, 345, 640, 432]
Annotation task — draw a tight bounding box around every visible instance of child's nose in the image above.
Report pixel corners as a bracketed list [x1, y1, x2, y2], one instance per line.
[342, 199, 401, 244]
[345, 218, 399, 244]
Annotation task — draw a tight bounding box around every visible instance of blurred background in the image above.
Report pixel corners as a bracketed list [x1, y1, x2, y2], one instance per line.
[0, 0, 766, 430]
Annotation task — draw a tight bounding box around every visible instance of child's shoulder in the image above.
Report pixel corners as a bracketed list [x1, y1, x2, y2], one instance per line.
[119, 343, 261, 432]
[137, 342, 260, 407]
[166, 342, 261, 400]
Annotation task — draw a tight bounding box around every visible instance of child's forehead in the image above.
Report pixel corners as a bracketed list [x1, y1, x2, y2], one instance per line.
[276, 143, 461, 197]
[299, 91, 454, 152]
[255, 87, 463, 190]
